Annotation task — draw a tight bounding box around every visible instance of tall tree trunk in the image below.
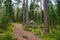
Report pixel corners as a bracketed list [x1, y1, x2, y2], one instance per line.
[26, 0, 28, 27]
[9, 0, 12, 23]
[5, 0, 14, 23]
[43, 0, 49, 34]
[36, 0, 38, 23]
[22, 0, 25, 25]
[0, 0, 2, 19]
[16, 1, 20, 21]
[40, 0, 42, 26]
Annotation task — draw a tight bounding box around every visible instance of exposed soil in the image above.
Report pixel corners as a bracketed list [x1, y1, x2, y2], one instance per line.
[14, 23, 41, 40]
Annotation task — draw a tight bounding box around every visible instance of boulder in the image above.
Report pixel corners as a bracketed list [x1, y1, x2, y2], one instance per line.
[28, 20, 37, 28]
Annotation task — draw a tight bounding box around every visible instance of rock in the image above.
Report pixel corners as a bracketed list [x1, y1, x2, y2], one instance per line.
[28, 20, 37, 28]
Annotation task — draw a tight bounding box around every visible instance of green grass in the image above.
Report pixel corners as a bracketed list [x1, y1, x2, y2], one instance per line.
[24, 25, 60, 40]
[0, 23, 16, 40]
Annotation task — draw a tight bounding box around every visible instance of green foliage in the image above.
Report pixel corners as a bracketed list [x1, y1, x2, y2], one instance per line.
[0, 16, 9, 29]
[2, 32, 16, 40]
[57, 0, 60, 16]
[29, 1, 41, 24]
[24, 25, 41, 36]
[29, 2, 36, 20]
[56, 0, 60, 24]
[0, 30, 4, 33]
[16, 9, 23, 22]
[24, 27, 32, 31]
[48, 0, 58, 26]
[4, 0, 14, 22]
[56, 33, 60, 40]
[1, 0, 60, 40]
[0, 23, 16, 40]
[24, 24, 60, 40]
[55, 25, 60, 40]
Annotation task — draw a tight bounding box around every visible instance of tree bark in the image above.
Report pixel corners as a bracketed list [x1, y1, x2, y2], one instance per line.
[16, 1, 20, 21]
[43, 0, 49, 34]
[22, 0, 25, 25]
[0, 0, 2, 19]
[26, 0, 28, 27]
[40, 0, 42, 25]
[36, 0, 38, 23]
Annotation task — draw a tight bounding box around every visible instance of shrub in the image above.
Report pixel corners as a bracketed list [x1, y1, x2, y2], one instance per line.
[0, 16, 9, 29]
[55, 31, 60, 40]
[2, 32, 16, 40]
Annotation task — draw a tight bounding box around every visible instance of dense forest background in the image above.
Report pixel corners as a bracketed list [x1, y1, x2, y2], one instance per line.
[0, 0, 60, 40]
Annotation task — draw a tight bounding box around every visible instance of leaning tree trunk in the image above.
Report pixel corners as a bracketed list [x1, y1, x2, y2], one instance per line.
[22, 0, 25, 25]
[43, 0, 49, 34]
[26, 0, 28, 27]
[0, 0, 2, 19]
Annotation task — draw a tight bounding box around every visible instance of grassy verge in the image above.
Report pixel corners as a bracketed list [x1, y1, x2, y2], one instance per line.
[24, 25, 60, 40]
[0, 23, 16, 40]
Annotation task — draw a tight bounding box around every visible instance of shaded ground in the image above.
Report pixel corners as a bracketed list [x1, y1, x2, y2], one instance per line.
[13, 23, 41, 40]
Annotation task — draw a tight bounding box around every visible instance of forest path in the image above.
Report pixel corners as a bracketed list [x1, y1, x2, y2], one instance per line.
[13, 23, 41, 40]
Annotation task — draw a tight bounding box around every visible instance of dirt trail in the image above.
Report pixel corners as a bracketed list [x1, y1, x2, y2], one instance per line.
[14, 23, 41, 40]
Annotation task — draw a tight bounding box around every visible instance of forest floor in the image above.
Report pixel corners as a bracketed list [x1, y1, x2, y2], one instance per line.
[13, 23, 41, 40]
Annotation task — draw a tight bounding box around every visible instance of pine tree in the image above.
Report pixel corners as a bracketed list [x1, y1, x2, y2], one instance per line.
[26, 0, 28, 27]
[43, 0, 49, 34]
[22, 0, 25, 24]
[56, 0, 60, 25]
[4, 0, 14, 22]
[0, 0, 2, 19]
